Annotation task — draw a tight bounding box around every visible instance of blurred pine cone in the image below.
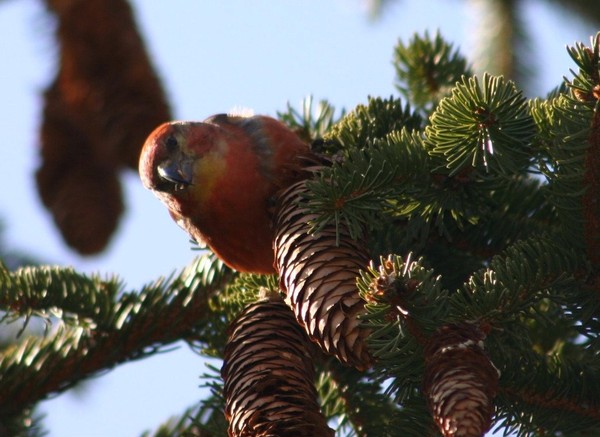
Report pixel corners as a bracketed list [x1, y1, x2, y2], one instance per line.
[36, 0, 171, 255]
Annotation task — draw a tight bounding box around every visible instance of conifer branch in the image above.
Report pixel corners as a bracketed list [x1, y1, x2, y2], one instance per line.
[140, 400, 224, 437]
[306, 128, 431, 240]
[425, 73, 535, 178]
[307, 91, 550, 275]
[358, 255, 446, 400]
[277, 96, 341, 143]
[0, 255, 233, 419]
[394, 31, 470, 111]
[0, 263, 121, 327]
[0, 407, 45, 437]
[453, 236, 586, 322]
[324, 96, 423, 153]
[532, 35, 600, 254]
[501, 386, 600, 422]
[492, 339, 600, 435]
[318, 360, 396, 436]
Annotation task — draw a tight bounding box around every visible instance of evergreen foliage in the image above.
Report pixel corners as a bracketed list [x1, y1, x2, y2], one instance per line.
[394, 31, 470, 112]
[3, 27, 600, 437]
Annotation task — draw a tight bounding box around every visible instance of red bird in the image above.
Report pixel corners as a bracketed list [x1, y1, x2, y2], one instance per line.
[139, 113, 310, 274]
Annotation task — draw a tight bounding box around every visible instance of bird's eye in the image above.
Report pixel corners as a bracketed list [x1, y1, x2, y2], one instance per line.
[165, 135, 178, 152]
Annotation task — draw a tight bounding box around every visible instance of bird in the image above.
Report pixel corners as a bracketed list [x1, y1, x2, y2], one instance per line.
[139, 112, 311, 274]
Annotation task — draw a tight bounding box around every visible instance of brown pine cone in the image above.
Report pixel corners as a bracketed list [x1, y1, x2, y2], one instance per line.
[36, 81, 123, 254]
[423, 323, 499, 437]
[222, 295, 334, 437]
[36, 0, 171, 254]
[274, 179, 373, 370]
[46, 0, 171, 170]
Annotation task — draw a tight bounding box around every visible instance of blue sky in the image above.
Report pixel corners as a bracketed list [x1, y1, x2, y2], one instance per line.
[0, 0, 596, 435]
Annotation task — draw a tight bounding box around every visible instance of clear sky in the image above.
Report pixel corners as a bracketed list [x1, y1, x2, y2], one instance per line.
[0, 0, 596, 436]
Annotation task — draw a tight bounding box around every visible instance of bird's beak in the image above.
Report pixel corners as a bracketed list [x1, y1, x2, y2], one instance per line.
[157, 156, 194, 191]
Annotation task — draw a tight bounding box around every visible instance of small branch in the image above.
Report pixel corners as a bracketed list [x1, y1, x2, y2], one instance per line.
[501, 386, 600, 421]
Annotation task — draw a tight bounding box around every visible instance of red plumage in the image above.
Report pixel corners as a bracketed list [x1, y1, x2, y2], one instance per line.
[139, 114, 310, 273]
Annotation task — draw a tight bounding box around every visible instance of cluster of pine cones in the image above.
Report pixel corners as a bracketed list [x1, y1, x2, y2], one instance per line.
[224, 180, 498, 437]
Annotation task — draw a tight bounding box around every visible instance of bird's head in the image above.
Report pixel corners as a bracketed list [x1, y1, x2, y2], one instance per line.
[139, 119, 229, 215]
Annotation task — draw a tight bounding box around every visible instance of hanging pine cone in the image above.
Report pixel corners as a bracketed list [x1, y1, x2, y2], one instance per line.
[46, 0, 171, 170]
[36, 0, 171, 254]
[222, 294, 334, 437]
[423, 323, 499, 437]
[36, 81, 123, 254]
[273, 179, 373, 370]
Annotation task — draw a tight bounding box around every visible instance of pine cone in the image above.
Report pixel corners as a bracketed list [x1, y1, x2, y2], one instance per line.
[36, 81, 123, 254]
[222, 295, 334, 437]
[274, 179, 373, 370]
[36, 0, 171, 254]
[47, 0, 171, 170]
[423, 323, 498, 437]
